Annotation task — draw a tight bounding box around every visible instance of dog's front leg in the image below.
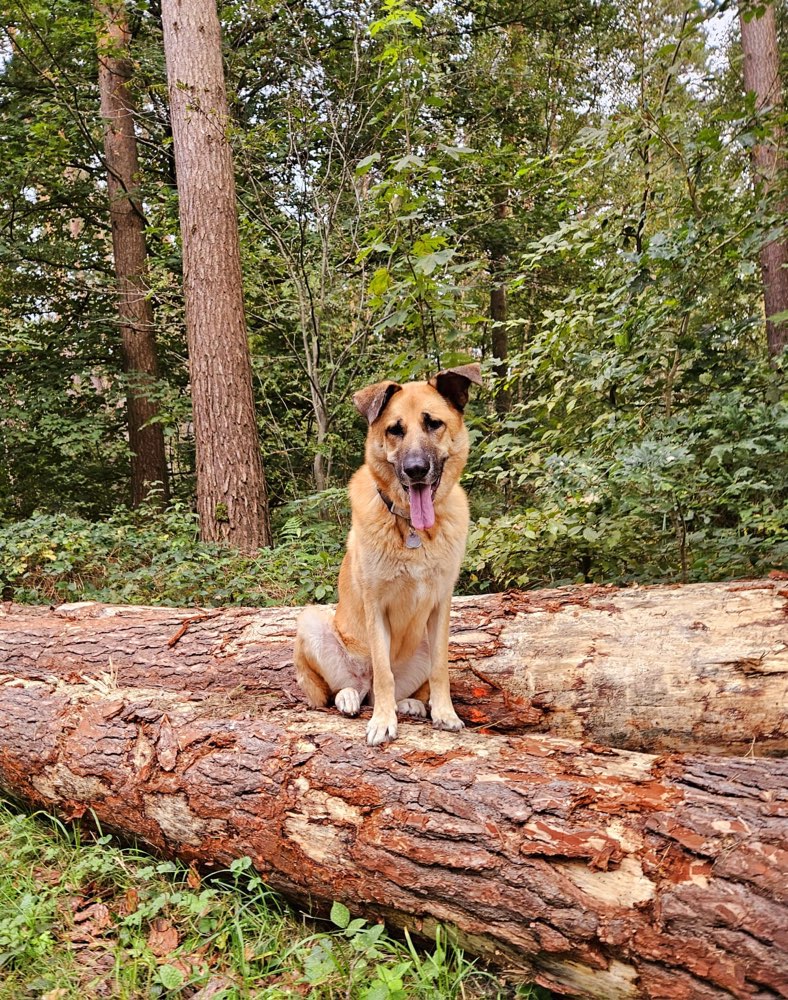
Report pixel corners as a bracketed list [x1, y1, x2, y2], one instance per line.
[365, 605, 398, 746]
[427, 598, 464, 732]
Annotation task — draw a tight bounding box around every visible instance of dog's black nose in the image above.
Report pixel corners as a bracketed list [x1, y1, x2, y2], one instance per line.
[403, 457, 430, 481]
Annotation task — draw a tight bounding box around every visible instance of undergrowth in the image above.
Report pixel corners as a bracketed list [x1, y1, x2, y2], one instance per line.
[0, 494, 348, 608]
[0, 799, 549, 999]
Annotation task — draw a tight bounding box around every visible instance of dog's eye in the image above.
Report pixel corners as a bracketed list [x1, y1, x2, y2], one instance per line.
[386, 423, 405, 437]
[424, 415, 444, 432]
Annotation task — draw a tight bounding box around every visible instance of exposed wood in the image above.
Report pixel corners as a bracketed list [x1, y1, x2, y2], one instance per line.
[160, 0, 272, 549]
[95, 0, 169, 505]
[0, 663, 785, 1000]
[1, 580, 786, 755]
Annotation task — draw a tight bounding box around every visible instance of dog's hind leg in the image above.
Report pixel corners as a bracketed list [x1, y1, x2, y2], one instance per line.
[294, 614, 331, 708]
[294, 606, 370, 715]
[393, 639, 430, 718]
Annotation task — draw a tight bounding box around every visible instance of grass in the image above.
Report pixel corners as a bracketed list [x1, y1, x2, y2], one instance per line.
[0, 799, 550, 999]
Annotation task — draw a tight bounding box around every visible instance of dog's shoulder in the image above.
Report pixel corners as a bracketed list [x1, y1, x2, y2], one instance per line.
[347, 464, 379, 521]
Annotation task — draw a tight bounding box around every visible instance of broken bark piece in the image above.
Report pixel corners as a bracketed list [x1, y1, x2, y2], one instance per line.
[0, 579, 786, 753]
[0, 671, 785, 1000]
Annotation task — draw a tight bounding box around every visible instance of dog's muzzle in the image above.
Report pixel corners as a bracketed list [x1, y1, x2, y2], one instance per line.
[397, 452, 443, 531]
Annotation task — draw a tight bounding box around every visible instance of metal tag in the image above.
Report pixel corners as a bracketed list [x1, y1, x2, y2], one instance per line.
[405, 529, 421, 549]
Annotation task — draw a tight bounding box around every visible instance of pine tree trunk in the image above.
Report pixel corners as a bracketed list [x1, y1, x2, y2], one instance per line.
[95, 0, 169, 506]
[490, 195, 512, 415]
[490, 283, 510, 416]
[160, 0, 272, 548]
[0, 666, 785, 999]
[740, 3, 788, 357]
[0, 580, 785, 755]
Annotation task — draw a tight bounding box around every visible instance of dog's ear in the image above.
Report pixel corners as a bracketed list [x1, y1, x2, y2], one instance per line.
[353, 380, 402, 425]
[429, 363, 483, 412]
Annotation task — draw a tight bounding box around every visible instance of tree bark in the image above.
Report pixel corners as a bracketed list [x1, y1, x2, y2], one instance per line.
[490, 282, 510, 416]
[95, 0, 169, 506]
[160, 0, 272, 549]
[0, 664, 785, 1000]
[490, 194, 512, 415]
[0, 579, 786, 755]
[740, 2, 788, 357]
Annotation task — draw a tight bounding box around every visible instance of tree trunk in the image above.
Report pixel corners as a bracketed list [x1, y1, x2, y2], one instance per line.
[95, 0, 169, 506]
[311, 375, 330, 492]
[490, 194, 512, 415]
[740, 2, 788, 357]
[160, 0, 272, 548]
[0, 580, 785, 755]
[490, 283, 510, 416]
[0, 665, 785, 1000]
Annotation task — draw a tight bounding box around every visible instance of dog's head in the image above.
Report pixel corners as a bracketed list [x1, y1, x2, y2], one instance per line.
[353, 363, 482, 530]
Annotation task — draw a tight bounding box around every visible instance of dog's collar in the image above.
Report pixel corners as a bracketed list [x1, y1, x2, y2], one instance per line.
[377, 488, 408, 520]
[377, 488, 422, 549]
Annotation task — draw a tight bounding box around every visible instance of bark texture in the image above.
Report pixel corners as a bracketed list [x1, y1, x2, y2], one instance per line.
[0, 580, 786, 755]
[95, 0, 169, 505]
[0, 667, 786, 999]
[161, 0, 271, 549]
[740, 3, 788, 357]
[490, 195, 512, 415]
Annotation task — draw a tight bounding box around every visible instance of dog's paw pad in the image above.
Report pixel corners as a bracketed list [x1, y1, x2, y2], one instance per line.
[397, 698, 427, 718]
[335, 688, 362, 716]
[366, 714, 398, 746]
[431, 712, 465, 732]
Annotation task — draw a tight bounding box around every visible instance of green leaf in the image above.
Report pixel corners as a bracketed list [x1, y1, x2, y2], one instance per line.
[364, 983, 391, 1000]
[390, 153, 425, 172]
[356, 152, 381, 175]
[368, 267, 391, 296]
[157, 965, 184, 991]
[345, 917, 367, 936]
[330, 900, 351, 929]
[412, 249, 455, 275]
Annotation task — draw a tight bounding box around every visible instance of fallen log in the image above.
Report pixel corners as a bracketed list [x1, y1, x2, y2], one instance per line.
[0, 667, 785, 1000]
[1, 579, 786, 753]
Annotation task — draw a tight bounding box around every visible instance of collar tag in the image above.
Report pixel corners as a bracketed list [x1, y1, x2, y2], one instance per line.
[405, 529, 422, 549]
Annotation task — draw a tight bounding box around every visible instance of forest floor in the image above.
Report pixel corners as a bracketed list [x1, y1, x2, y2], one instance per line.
[0, 798, 549, 1000]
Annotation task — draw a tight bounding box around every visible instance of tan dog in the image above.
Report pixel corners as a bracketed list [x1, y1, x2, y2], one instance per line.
[294, 363, 482, 745]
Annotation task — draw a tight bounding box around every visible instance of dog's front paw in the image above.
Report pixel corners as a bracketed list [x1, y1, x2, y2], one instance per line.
[397, 698, 427, 718]
[335, 687, 362, 716]
[366, 711, 398, 746]
[431, 708, 465, 732]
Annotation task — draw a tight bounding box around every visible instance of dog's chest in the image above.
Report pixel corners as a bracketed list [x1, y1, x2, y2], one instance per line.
[391, 531, 460, 588]
[402, 550, 433, 582]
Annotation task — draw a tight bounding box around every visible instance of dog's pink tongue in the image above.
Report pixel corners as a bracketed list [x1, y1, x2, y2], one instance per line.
[408, 483, 434, 531]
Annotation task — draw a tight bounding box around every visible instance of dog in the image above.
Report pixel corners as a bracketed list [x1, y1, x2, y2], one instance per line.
[294, 362, 482, 745]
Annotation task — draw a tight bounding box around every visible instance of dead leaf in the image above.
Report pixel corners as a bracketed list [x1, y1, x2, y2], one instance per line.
[169, 952, 206, 981]
[262, 971, 309, 997]
[190, 977, 234, 1000]
[116, 887, 139, 917]
[147, 917, 179, 957]
[74, 902, 111, 930]
[41, 990, 69, 1000]
[33, 867, 63, 887]
[187, 865, 201, 890]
